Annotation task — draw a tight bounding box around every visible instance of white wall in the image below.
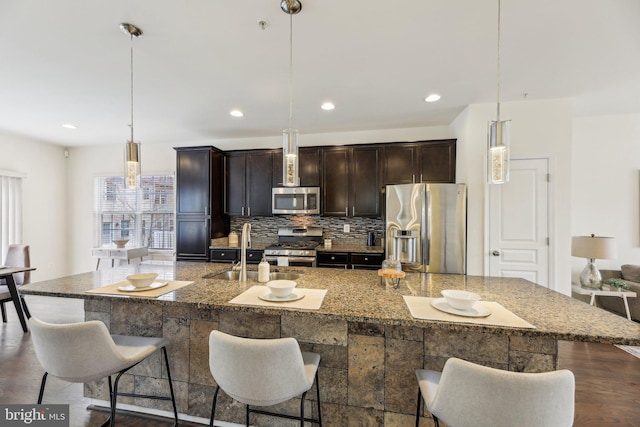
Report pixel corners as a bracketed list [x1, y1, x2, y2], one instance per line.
[572, 113, 640, 277]
[0, 130, 68, 281]
[452, 99, 574, 294]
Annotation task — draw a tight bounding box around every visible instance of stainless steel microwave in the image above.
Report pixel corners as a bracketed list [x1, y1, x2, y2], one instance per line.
[272, 187, 320, 215]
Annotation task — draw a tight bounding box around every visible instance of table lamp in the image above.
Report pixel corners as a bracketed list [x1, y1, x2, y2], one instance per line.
[571, 234, 617, 289]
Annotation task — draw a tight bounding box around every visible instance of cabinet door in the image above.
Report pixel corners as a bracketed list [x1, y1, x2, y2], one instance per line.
[322, 148, 350, 216]
[382, 144, 417, 185]
[417, 140, 456, 183]
[176, 217, 209, 261]
[225, 153, 246, 216]
[351, 146, 381, 217]
[299, 147, 321, 187]
[176, 148, 210, 215]
[246, 151, 273, 216]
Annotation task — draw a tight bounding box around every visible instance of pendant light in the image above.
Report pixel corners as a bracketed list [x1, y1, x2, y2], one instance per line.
[281, 0, 302, 187]
[487, 0, 510, 185]
[120, 23, 143, 189]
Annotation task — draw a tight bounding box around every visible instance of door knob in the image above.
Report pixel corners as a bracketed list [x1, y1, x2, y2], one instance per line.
[492, 250, 501, 256]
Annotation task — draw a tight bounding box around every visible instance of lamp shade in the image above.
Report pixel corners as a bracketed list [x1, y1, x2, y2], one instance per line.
[571, 235, 617, 260]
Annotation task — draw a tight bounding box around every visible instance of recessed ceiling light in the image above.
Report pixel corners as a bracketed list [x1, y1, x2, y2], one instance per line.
[230, 110, 244, 117]
[61, 123, 77, 129]
[321, 102, 335, 111]
[424, 94, 441, 103]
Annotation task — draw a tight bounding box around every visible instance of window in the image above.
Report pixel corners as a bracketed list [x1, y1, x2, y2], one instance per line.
[94, 174, 174, 250]
[0, 174, 23, 259]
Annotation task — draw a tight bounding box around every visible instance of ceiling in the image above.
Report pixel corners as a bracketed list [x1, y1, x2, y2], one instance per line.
[1, 0, 639, 149]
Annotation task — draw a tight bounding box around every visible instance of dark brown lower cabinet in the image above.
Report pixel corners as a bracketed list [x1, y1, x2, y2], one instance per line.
[317, 251, 383, 270]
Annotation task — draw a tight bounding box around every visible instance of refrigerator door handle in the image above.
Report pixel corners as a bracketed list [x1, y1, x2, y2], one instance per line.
[423, 186, 430, 269]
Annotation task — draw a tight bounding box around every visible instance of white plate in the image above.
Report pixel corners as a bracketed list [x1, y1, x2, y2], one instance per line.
[258, 292, 305, 302]
[118, 281, 169, 292]
[431, 298, 491, 318]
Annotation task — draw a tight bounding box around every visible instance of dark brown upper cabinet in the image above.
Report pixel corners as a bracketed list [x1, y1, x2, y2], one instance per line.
[382, 139, 456, 185]
[272, 147, 322, 187]
[225, 150, 274, 217]
[322, 146, 382, 217]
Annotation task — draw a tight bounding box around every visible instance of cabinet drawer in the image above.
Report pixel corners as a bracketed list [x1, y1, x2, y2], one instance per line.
[350, 253, 383, 267]
[245, 249, 264, 264]
[210, 249, 239, 263]
[317, 252, 350, 267]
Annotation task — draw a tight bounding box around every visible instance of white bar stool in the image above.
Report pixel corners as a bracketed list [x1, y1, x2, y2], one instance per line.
[29, 317, 179, 427]
[208, 330, 322, 426]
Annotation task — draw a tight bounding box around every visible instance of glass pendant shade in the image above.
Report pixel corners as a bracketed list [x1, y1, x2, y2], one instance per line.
[283, 128, 299, 187]
[487, 120, 510, 184]
[125, 141, 140, 189]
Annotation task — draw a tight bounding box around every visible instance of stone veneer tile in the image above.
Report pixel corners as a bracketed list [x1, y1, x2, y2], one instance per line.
[321, 403, 384, 427]
[348, 321, 385, 337]
[85, 311, 110, 330]
[386, 324, 424, 342]
[85, 298, 110, 313]
[509, 335, 557, 355]
[163, 317, 191, 342]
[304, 367, 347, 405]
[249, 398, 315, 427]
[348, 334, 385, 410]
[163, 303, 191, 319]
[299, 342, 348, 369]
[164, 339, 190, 383]
[386, 411, 433, 427]
[282, 316, 348, 346]
[110, 301, 163, 336]
[207, 390, 248, 424]
[128, 349, 162, 378]
[190, 305, 219, 322]
[385, 338, 423, 414]
[509, 350, 557, 373]
[134, 376, 188, 413]
[424, 329, 509, 365]
[423, 355, 508, 372]
[187, 383, 216, 419]
[219, 311, 280, 339]
[84, 375, 134, 404]
[190, 319, 218, 386]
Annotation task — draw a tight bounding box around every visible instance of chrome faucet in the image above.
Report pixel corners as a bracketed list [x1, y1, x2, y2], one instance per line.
[239, 222, 252, 282]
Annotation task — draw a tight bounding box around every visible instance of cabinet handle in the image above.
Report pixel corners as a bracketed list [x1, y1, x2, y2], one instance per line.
[242, 207, 245, 216]
[248, 207, 251, 216]
[331, 256, 335, 260]
[420, 174, 423, 182]
[345, 207, 348, 216]
[364, 257, 368, 261]
[352, 206, 355, 216]
[412, 174, 415, 183]
[221, 253, 225, 256]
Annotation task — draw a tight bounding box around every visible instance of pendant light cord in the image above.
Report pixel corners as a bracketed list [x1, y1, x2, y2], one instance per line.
[288, 8, 294, 131]
[130, 33, 135, 143]
[496, 0, 501, 122]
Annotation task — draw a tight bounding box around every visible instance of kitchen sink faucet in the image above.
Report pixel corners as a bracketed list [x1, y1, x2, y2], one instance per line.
[239, 223, 251, 282]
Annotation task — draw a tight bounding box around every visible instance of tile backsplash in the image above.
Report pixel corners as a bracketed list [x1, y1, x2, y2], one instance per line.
[229, 215, 384, 246]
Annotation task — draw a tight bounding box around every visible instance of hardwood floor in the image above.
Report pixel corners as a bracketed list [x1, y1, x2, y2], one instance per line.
[1, 295, 639, 426]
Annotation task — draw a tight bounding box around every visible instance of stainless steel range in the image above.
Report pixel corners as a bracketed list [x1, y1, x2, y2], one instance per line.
[264, 227, 323, 267]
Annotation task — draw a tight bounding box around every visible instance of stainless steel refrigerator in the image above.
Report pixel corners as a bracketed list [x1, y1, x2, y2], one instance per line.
[385, 183, 466, 274]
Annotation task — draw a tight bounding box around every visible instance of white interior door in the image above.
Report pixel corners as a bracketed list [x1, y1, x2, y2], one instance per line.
[488, 158, 550, 287]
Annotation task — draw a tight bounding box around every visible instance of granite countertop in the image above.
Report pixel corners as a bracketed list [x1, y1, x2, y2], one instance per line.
[317, 244, 384, 253]
[21, 262, 640, 345]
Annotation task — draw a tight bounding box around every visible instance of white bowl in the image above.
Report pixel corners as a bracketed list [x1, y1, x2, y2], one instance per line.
[126, 273, 159, 288]
[112, 239, 129, 248]
[266, 279, 297, 298]
[441, 289, 480, 311]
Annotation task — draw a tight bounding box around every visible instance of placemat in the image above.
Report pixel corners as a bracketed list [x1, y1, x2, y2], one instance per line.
[403, 296, 536, 329]
[85, 280, 193, 297]
[229, 286, 327, 310]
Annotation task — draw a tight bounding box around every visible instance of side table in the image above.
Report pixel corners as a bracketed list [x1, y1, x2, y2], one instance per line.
[92, 246, 149, 270]
[571, 284, 637, 321]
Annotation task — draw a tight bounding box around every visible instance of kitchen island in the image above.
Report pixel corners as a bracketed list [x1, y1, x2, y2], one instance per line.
[21, 262, 640, 426]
